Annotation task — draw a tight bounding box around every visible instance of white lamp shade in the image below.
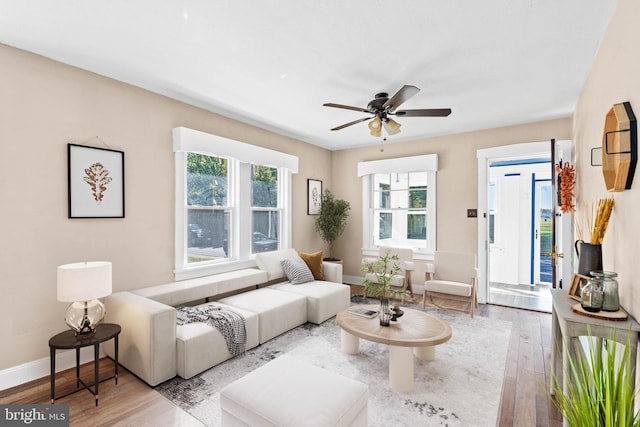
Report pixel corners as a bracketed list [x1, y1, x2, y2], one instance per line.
[57, 261, 112, 302]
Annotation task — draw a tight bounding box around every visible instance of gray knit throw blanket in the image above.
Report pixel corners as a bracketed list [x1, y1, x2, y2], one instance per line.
[176, 304, 247, 357]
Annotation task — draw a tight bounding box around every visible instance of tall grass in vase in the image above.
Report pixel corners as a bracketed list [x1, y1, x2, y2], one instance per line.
[551, 329, 640, 426]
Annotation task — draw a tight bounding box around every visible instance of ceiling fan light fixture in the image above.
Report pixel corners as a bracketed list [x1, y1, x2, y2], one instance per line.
[383, 118, 401, 135]
[368, 117, 382, 137]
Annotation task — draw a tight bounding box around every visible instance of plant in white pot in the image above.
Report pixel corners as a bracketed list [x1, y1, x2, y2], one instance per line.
[315, 190, 350, 261]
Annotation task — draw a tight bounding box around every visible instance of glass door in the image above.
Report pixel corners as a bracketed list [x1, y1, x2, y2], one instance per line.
[533, 180, 553, 284]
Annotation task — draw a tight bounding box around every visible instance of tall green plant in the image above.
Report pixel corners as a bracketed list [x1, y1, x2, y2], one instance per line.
[550, 329, 640, 427]
[361, 250, 410, 300]
[315, 190, 350, 259]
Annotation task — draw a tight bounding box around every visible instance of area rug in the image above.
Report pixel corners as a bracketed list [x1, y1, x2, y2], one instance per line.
[156, 301, 512, 426]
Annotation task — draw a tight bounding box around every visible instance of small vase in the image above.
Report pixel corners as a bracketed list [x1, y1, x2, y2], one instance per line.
[575, 241, 603, 277]
[391, 304, 404, 321]
[581, 277, 604, 312]
[379, 298, 391, 326]
[592, 271, 619, 312]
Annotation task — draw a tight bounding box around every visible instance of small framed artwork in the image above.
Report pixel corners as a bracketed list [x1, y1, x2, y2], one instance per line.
[568, 273, 590, 301]
[307, 179, 322, 215]
[68, 144, 125, 218]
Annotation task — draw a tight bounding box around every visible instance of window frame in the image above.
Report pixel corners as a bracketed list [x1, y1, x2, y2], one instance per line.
[358, 154, 437, 259]
[173, 127, 297, 280]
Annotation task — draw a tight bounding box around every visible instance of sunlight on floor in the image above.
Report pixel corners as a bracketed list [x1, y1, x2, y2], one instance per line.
[489, 282, 552, 312]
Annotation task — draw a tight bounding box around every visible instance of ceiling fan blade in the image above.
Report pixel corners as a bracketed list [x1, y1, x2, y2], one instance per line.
[330, 116, 373, 131]
[395, 108, 452, 117]
[382, 85, 420, 112]
[323, 103, 370, 113]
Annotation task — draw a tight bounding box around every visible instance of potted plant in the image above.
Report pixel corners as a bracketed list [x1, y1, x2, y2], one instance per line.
[315, 190, 350, 261]
[361, 250, 410, 301]
[550, 329, 640, 426]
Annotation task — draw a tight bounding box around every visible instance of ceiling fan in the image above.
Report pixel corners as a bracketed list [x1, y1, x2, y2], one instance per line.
[323, 85, 451, 137]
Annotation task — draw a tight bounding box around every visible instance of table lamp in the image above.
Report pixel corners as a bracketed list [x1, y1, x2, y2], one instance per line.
[57, 261, 112, 335]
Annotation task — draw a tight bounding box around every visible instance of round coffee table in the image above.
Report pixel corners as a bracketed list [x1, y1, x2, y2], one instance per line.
[336, 304, 452, 392]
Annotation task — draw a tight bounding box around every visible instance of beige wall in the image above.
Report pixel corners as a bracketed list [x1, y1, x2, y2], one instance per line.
[573, 0, 640, 318]
[0, 44, 331, 370]
[331, 118, 572, 279]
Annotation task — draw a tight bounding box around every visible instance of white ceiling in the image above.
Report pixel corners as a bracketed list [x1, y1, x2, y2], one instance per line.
[0, 1, 618, 151]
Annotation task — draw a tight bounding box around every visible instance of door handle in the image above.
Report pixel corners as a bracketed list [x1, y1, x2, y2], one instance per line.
[544, 252, 564, 258]
[544, 247, 564, 266]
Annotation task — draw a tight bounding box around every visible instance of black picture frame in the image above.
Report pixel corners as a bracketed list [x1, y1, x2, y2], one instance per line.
[68, 144, 125, 218]
[307, 179, 322, 215]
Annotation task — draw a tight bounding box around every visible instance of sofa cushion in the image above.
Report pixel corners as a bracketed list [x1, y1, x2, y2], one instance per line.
[281, 256, 314, 285]
[270, 280, 351, 324]
[298, 250, 324, 280]
[218, 288, 307, 344]
[254, 248, 298, 281]
[133, 268, 267, 306]
[176, 302, 259, 379]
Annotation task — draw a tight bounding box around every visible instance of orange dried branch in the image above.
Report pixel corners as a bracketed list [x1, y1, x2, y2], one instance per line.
[555, 162, 575, 213]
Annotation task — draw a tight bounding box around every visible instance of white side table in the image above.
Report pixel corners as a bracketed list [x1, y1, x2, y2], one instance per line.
[550, 289, 640, 426]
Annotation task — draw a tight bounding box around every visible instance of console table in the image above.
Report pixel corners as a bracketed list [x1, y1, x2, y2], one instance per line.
[49, 323, 120, 406]
[550, 289, 640, 426]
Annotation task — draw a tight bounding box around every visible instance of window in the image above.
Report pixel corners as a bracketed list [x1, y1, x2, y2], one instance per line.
[371, 172, 430, 248]
[251, 165, 281, 254]
[174, 127, 297, 280]
[186, 153, 230, 263]
[358, 154, 437, 257]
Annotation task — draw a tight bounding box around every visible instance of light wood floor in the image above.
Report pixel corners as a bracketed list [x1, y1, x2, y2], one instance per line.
[0, 302, 561, 427]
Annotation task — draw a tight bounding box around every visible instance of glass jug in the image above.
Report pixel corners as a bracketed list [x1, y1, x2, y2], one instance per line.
[591, 271, 619, 312]
[581, 275, 604, 312]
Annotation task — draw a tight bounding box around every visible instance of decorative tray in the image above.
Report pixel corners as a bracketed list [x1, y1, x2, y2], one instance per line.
[571, 303, 628, 321]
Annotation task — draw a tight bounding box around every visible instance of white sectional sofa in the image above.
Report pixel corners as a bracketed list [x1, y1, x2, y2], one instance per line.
[103, 249, 350, 386]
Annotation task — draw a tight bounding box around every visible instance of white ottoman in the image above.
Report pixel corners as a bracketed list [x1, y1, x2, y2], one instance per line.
[219, 288, 307, 344]
[176, 302, 259, 379]
[220, 355, 368, 427]
[269, 281, 351, 324]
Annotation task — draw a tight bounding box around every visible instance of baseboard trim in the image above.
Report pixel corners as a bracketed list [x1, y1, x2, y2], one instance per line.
[0, 347, 104, 391]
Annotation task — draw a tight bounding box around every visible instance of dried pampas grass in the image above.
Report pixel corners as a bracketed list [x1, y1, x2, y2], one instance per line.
[576, 197, 614, 244]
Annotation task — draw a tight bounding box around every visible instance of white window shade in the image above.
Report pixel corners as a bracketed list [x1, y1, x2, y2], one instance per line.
[357, 154, 438, 177]
[173, 127, 298, 173]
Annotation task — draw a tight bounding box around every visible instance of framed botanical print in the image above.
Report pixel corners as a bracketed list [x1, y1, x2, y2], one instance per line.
[68, 144, 125, 218]
[307, 179, 322, 215]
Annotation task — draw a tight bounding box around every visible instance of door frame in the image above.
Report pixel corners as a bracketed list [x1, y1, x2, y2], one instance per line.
[476, 140, 572, 304]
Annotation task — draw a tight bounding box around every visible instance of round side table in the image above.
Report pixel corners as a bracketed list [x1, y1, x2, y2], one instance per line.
[49, 323, 121, 406]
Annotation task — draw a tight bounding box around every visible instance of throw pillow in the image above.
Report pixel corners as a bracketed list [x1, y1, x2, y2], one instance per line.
[298, 250, 324, 280]
[281, 257, 314, 285]
[255, 248, 298, 281]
